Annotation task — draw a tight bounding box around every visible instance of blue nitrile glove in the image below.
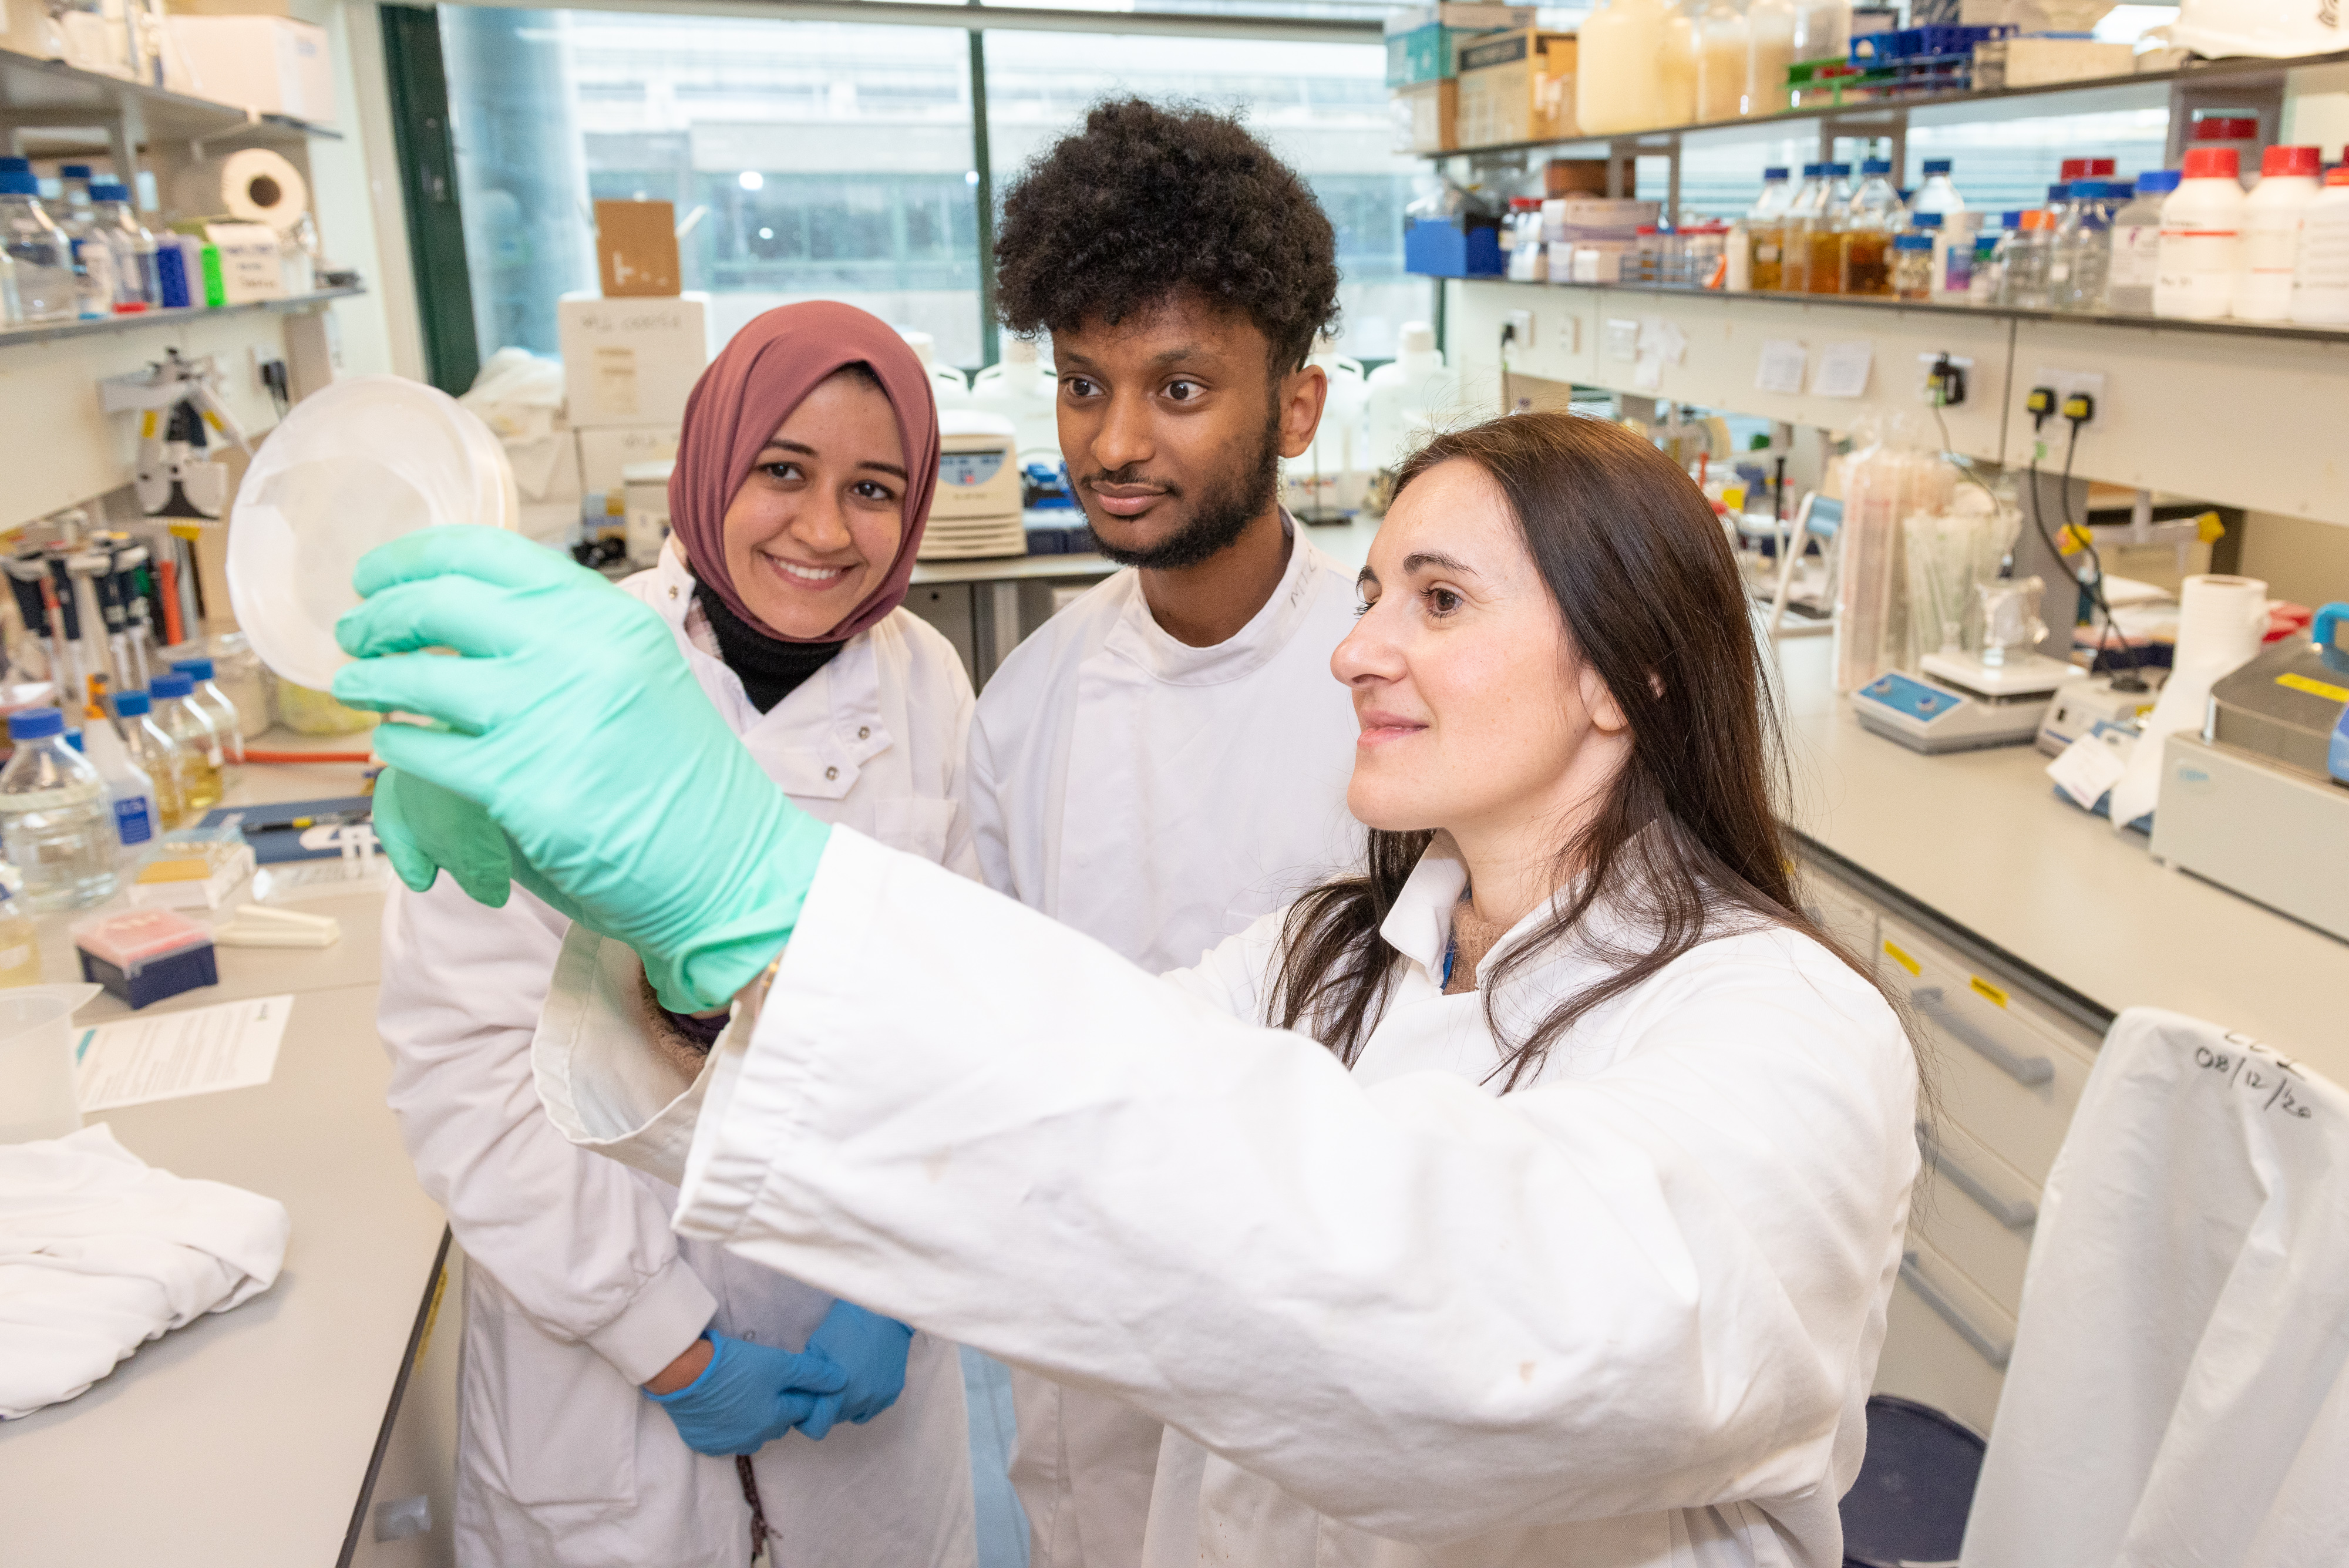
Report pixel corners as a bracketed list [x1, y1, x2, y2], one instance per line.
[329, 527, 832, 1014]
[795, 1299, 916, 1441]
[645, 1333, 849, 1457]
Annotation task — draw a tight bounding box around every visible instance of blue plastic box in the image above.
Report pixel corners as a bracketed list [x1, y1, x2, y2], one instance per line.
[1404, 216, 1503, 278]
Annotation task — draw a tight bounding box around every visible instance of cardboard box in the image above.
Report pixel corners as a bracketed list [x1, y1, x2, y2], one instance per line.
[1970, 35, 2133, 89]
[558, 292, 712, 429]
[1391, 79, 1458, 155]
[168, 16, 335, 123]
[1456, 30, 1577, 148]
[1545, 159, 1610, 197]
[577, 425, 683, 495]
[594, 200, 682, 298]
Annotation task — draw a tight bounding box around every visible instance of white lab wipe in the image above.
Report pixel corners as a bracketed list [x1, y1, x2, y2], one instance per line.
[965, 519, 1362, 1564]
[376, 541, 981, 1568]
[542, 829, 1919, 1568]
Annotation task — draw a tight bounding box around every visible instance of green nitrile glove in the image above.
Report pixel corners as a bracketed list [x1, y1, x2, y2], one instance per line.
[331, 526, 830, 1012]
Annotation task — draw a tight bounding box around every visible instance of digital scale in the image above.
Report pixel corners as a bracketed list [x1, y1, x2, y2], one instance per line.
[1855, 650, 2085, 754]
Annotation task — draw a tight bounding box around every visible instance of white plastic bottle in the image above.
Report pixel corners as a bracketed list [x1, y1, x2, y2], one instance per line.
[0, 156, 78, 324]
[79, 713, 161, 858]
[112, 689, 188, 830]
[968, 335, 1060, 465]
[2155, 147, 2246, 321]
[2236, 144, 2322, 322]
[896, 328, 971, 412]
[2104, 169, 2178, 314]
[1577, 0, 1670, 135]
[1910, 158, 1965, 219]
[1295, 334, 1370, 513]
[1365, 323, 1456, 476]
[0, 708, 118, 911]
[2290, 165, 2349, 325]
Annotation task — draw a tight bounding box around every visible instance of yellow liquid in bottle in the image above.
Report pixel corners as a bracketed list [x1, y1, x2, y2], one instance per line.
[1749, 223, 1786, 290]
[1841, 231, 1892, 297]
[176, 756, 223, 815]
[1806, 228, 1845, 293]
[0, 908, 41, 987]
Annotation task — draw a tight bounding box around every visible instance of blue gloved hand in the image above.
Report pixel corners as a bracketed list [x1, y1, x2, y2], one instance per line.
[330, 527, 832, 1013]
[645, 1333, 849, 1457]
[795, 1299, 916, 1441]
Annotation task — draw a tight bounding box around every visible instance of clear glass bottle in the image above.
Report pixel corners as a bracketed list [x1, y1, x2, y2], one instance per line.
[1746, 166, 1795, 290]
[2055, 180, 2121, 312]
[1778, 163, 1827, 292]
[0, 864, 41, 987]
[2104, 170, 2176, 314]
[1804, 161, 1854, 295]
[149, 672, 224, 812]
[1839, 157, 1901, 297]
[0, 156, 79, 324]
[1910, 157, 1966, 220]
[1892, 233, 1934, 300]
[0, 707, 119, 911]
[1969, 221, 2013, 305]
[113, 689, 189, 830]
[89, 181, 157, 313]
[1998, 209, 2059, 308]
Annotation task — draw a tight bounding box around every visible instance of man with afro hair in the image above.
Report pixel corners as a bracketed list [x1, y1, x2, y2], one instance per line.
[965, 98, 1367, 1568]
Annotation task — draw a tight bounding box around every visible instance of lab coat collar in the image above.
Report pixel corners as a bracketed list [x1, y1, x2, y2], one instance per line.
[1103, 510, 1336, 687]
[1374, 837, 1615, 988]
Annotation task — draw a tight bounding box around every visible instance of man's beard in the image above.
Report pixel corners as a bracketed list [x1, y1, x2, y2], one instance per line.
[1086, 405, 1283, 571]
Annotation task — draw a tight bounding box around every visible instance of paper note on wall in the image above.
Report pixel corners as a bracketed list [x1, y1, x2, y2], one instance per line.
[1603, 318, 1641, 362]
[1755, 339, 1806, 393]
[1813, 341, 1874, 398]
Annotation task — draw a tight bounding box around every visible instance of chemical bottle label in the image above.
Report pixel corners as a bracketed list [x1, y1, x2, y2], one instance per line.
[113, 797, 154, 846]
[2108, 224, 2159, 288]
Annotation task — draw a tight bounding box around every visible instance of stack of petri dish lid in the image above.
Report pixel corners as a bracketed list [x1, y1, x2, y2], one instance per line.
[227, 375, 519, 693]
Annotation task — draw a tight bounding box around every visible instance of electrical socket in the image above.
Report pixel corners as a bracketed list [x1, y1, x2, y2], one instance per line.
[1504, 308, 1534, 351]
[2033, 367, 2105, 428]
[1916, 352, 1973, 407]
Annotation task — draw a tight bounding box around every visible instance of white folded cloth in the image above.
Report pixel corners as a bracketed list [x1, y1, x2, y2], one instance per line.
[0, 1123, 290, 1419]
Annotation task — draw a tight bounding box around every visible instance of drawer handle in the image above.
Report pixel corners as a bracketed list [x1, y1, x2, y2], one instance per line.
[1912, 986, 2054, 1087]
[1922, 1132, 2038, 1230]
[1902, 1250, 2014, 1371]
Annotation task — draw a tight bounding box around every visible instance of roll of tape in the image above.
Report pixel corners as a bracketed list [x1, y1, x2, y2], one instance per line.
[171, 148, 308, 234]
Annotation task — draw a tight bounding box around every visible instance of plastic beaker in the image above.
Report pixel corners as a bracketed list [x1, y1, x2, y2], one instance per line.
[0, 982, 101, 1142]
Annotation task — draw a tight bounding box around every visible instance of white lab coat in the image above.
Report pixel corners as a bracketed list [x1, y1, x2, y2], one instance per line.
[1960, 1008, 2349, 1568]
[376, 541, 981, 1568]
[968, 519, 1362, 1564]
[540, 828, 1920, 1567]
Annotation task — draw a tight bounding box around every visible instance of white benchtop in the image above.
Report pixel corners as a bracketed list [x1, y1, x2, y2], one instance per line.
[1773, 635, 2344, 1078]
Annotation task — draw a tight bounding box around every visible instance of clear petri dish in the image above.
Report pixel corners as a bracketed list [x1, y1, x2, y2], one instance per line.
[227, 375, 519, 693]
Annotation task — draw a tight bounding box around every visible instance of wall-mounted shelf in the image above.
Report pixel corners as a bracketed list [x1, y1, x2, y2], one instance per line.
[0, 45, 339, 167]
[0, 286, 362, 351]
[1462, 275, 2349, 348]
[1425, 42, 2349, 164]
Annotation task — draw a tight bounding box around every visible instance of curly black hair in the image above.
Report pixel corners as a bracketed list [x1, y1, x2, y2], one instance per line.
[994, 97, 1341, 375]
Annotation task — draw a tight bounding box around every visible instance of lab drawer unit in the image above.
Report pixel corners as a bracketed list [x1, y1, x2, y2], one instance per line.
[1876, 1239, 2017, 1437]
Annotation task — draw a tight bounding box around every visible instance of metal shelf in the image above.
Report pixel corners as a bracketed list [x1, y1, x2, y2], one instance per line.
[1424, 43, 2349, 164]
[0, 45, 339, 159]
[1471, 275, 2349, 347]
[0, 285, 362, 351]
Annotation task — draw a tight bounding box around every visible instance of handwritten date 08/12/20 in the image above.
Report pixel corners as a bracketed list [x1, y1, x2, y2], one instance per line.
[2194, 1039, 2317, 1121]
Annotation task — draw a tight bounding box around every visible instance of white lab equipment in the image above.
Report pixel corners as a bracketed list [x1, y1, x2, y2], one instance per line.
[225, 375, 519, 693]
[0, 984, 99, 1143]
[897, 327, 972, 412]
[963, 523, 1361, 1564]
[966, 335, 1060, 465]
[1855, 585, 2085, 755]
[534, 825, 1917, 1568]
[923, 412, 1025, 560]
[378, 536, 981, 1567]
[2234, 144, 2321, 322]
[1364, 322, 1458, 477]
[2289, 165, 2349, 324]
[1959, 1008, 2349, 1568]
[621, 458, 673, 569]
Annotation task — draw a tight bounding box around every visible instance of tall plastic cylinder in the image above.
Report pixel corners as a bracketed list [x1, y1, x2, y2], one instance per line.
[1577, 0, 1671, 135]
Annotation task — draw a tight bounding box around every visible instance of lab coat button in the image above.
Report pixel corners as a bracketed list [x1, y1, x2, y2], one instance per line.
[668, 586, 677, 598]
[857, 726, 870, 740]
[825, 765, 839, 780]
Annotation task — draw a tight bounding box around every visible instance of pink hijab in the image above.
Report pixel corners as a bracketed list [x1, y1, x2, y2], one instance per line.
[668, 301, 940, 642]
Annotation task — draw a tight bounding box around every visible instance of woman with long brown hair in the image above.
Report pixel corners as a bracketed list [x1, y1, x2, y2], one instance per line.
[338, 410, 1920, 1568]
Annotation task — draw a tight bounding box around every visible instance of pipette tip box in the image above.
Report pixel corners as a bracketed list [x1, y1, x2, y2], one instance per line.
[73, 908, 219, 1010]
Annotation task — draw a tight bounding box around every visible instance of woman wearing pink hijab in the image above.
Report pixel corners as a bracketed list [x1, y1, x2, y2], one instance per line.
[376, 303, 980, 1568]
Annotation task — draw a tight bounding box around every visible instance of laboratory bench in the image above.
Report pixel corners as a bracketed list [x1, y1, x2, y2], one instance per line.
[0, 734, 449, 1568]
[1772, 632, 2344, 1438]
